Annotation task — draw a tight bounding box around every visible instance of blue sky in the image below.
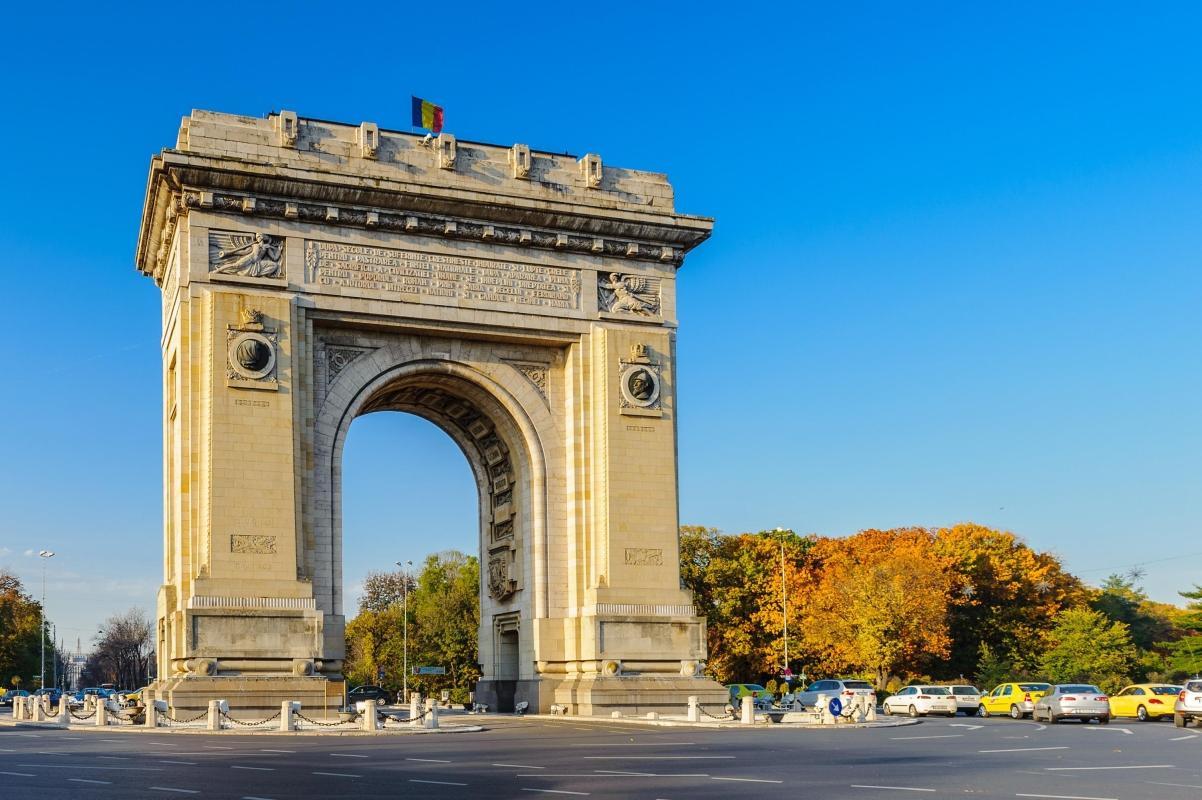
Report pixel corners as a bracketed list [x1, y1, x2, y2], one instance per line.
[1, 2, 1200, 648]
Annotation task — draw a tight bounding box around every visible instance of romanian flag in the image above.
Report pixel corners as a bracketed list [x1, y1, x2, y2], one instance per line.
[411, 96, 444, 134]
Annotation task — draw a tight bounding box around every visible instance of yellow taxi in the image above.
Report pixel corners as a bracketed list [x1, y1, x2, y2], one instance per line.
[978, 682, 1051, 718]
[1109, 684, 1181, 721]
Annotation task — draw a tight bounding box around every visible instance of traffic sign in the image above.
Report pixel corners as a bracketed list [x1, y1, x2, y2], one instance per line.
[828, 697, 843, 716]
[413, 666, 446, 675]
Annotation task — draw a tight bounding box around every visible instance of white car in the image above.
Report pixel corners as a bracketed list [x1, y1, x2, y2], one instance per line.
[1033, 684, 1110, 724]
[791, 679, 877, 709]
[1174, 679, 1202, 727]
[883, 686, 958, 717]
[948, 685, 981, 714]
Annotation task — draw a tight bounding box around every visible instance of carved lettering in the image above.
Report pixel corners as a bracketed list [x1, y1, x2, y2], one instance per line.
[306, 240, 580, 310]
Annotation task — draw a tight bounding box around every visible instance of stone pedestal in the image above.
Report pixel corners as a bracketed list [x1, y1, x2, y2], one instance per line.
[548, 675, 728, 716]
[152, 676, 345, 720]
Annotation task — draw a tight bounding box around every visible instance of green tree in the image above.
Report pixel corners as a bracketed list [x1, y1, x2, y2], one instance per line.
[1039, 608, 1136, 693]
[0, 571, 44, 689]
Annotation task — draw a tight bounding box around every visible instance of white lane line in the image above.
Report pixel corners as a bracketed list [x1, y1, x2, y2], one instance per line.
[0, 771, 35, 777]
[518, 774, 709, 778]
[890, 734, 963, 740]
[329, 753, 369, 758]
[1045, 765, 1174, 771]
[243, 796, 280, 800]
[150, 788, 201, 795]
[18, 764, 163, 771]
[1082, 727, 1132, 735]
[69, 778, 112, 785]
[494, 763, 545, 769]
[97, 756, 130, 760]
[582, 756, 735, 760]
[410, 779, 468, 786]
[158, 760, 198, 765]
[260, 749, 295, 753]
[98, 738, 124, 742]
[521, 791, 590, 796]
[711, 776, 784, 784]
[1016, 795, 1118, 800]
[569, 742, 697, 747]
[146, 742, 178, 747]
[204, 745, 233, 749]
[1169, 735, 1197, 741]
[980, 747, 1070, 753]
[312, 771, 361, 778]
[850, 786, 936, 793]
[1147, 782, 1202, 790]
[406, 757, 452, 763]
[0, 748, 15, 752]
[232, 765, 275, 771]
[596, 770, 656, 776]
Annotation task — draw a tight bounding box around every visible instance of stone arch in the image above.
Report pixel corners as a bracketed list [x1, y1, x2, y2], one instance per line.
[309, 345, 553, 697]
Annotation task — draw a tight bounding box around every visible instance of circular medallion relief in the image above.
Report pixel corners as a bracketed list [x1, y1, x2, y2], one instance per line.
[228, 332, 276, 380]
[619, 365, 660, 408]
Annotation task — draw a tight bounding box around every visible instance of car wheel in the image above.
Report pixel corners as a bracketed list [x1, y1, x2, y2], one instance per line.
[1050, 714, 1060, 724]
[1175, 712, 1186, 728]
[1010, 704, 1022, 719]
[977, 704, 989, 718]
[881, 702, 892, 716]
[1137, 705, 1148, 722]
[908, 704, 919, 718]
[1099, 715, 1110, 725]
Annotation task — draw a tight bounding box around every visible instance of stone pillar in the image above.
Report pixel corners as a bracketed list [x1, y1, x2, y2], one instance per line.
[409, 695, 421, 726]
[31, 698, 43, 722]
[96, 701, 108, 727]
[424, 704, 439, 730]
[207, 700, 221, 731]
[740, 695, 754, 725]
[280, 701, 296, 732]
[13, 696, 25, 721]
[144, 702, 158, 728]
[57, 696, 70, 725]
[687, 695, 699, 723]
[818, 694, 834, 724]
[360, 699, 377, 732]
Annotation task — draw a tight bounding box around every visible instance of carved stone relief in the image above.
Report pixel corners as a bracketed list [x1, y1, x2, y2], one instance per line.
[231, 534, 277, 554]
[227, 308, 279, 390]
[508, 362, 549, 403]
[618, 343, 662, 414]
[599, 272, 660, 316]
[624, 547, 663, 566]
[209, 231, 284, 278]
[488, 553, 516, 600]
[326, 345, 373, 385]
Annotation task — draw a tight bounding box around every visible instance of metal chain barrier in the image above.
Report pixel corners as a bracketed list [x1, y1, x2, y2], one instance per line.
[220, 709, 282, 728]
[160, 708, 209, 725]
[697, 704, 735, 721]
[294, 711, 356, 728]
[68, 707, 97, 721]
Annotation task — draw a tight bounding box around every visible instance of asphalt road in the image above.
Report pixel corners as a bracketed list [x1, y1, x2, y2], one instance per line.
[1, 713, 1200, 798]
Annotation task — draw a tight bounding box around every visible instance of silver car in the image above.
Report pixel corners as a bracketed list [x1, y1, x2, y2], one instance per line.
[948, 685, 981, 714]
[1033, 684, 1110, 724]
[791, 678, 876, 709]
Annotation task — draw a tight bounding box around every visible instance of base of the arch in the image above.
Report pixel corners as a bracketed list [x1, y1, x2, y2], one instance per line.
[544, 676, 728, 717]
[150, 676, 347, 720]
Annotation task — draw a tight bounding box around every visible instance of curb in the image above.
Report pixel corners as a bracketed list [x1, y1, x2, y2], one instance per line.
[525, 714, 923, 730]
[0, 720, 484, 736]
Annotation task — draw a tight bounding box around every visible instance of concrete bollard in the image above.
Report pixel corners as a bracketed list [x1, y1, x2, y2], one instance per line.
[740, 695, 755, 724]
[58, 696, 70, 725]
[645, 711, 659, 720]
[610, 710, 622, 719]
[687, 695, 700, 723]
[207, 700, 222, 731]
[13, 696, 25, 721]
[360, 699, 377, 731]
[409, 695, 422, 726]
[96, 700, 108, 727]
[280, 701, 298, 732]
[32, 697, 44, 722]
[818, 694, 836, 724]
[424, 703, 439, 729]
[143, 701, 158, 728]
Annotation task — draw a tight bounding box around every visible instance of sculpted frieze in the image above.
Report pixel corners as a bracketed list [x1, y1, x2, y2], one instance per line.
[209, 232, 284, 278]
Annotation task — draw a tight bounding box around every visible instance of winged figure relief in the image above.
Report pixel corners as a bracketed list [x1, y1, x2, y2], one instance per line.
[209, 232, 283, 278]
[599, 272, 660, 316]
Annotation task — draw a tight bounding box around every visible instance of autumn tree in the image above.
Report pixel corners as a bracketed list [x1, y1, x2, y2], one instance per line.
[1039, 608, 1136, 693]
[800, 528, 956, 690]
[80, 609, 153, 690]
[0, 571, 44, 689]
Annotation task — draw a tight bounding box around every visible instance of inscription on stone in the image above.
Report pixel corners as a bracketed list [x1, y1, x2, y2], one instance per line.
[234, 399, 270, 408]
[231, 534, 277, 554]
[624, 547, 663, 566]
[305, 241, 580, 310]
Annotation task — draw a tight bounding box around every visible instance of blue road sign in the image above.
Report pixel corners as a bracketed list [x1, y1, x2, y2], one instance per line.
[828, 697, 843, 716]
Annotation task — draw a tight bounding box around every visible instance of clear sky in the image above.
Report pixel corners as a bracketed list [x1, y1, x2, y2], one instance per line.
[1, 2, 1200, 651]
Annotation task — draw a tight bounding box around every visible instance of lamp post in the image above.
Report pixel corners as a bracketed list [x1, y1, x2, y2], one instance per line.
[396, 560, 413, 701]
[772, 529, 788, 679]
[38, 550, 54, 691]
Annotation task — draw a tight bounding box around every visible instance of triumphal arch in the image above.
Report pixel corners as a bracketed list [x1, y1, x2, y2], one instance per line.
[134, 109, 726, 714]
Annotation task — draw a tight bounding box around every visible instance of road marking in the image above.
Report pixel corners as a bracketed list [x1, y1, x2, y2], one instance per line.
[69, 778, 112, 785]
[1045, 765, 1174, 771]
[98, 738, 124, 742]
[410, 779, 468, 786]
[158, 760, 198, 765]
[980, 747, 1070, 753]
[260, 749, 295, 753]
[242, 796, 279, 800]
[1015, 795, 1118, 800]
[146, 742, 178, 747]
[1169, 735, 1197, 741]
[521, 790, 590, 796]
[406, 757, 452, 763]
[711, 776, 784, 783]
[329, 753, 369, 758]
[1147, 782, 1202, 790]
[1082, 727, 1132, 735]
[150, 788, 200, 795]
[494, 763, 546, 769]
[312, 771, 361, 778]
[518, 774, 709, 778]
[204, 745, 233, 749]
[19, 764, 163, 771]
[0, 771, 35, 777]
[232, 765, 275, 771]
[97, 756, 130, 760]
[0, 748, 15, 752]
[582, 756, 735, 760]
[570, 742, 696, 746]
[890, 734, 963, 740]
[850, 786, 936, 793]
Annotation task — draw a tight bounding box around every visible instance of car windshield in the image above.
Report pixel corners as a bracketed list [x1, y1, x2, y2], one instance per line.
[1152, 686, 1182, 695]
[952, 687, 979, 695]
[1186, 681, 1202, 693]
[843, 681, 873, 689]
[921, 687, 951, 695]
[1060, 685, 1101, 694]
[743, 685, 766, 692]
[1019, 683, 1050, 691]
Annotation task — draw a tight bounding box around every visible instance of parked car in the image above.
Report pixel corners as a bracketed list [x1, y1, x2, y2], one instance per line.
[1033, 684, 1110, 724]
[791, 679, 876, 709]
[1174, 679, 1202, 727]
[346, 685, 390, 706]
[978, 682, 1051, 719]
[725, 684, 775, 710]
[0, 689, 30, 708]
[33, 688, 62, 706]
[1109, 684, 1180, 721]
[882, 685, 957, 717]
[947, 685, 982, 715]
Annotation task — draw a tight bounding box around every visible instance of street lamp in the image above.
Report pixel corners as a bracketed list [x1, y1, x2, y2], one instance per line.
[38, 550, 54, 691]
[772, 529, 789, 680]
[396, 560, 413, 701]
